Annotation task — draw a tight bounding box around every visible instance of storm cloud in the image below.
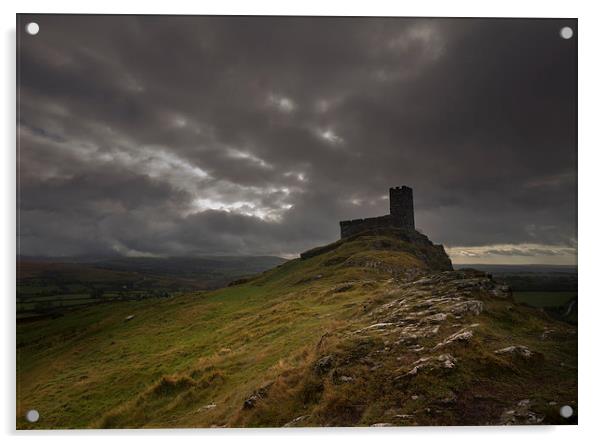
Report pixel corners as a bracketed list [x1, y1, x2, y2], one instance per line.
[17, 15, 577, 263]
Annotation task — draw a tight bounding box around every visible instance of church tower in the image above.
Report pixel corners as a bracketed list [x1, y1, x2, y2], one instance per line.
[389, 186, 415, 230]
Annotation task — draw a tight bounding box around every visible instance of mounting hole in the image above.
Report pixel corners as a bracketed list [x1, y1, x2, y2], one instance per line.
[559, 26, 573, 40]
[25, 22, 40, 35]
[559, 405, 574, 418]
[25, 409, 40, 423]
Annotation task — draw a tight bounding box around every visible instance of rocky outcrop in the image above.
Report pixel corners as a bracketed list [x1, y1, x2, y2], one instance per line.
[300, 228, 453, 272]
[236, 241, 574, 427]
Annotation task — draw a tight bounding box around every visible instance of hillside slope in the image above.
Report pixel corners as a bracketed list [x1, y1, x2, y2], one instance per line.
[16, 229, 577, 428]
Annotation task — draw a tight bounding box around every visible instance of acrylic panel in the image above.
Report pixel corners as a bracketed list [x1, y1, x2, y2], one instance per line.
[16, 14, 577, 429]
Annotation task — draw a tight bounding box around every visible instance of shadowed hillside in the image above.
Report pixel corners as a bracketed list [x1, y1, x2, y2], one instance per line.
[17, 229, 577, 428]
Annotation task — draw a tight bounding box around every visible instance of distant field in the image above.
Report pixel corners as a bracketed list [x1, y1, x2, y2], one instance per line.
[460, 264, 578, 293]
[16, 255, 287, 319]
[513, 291, 576, 308]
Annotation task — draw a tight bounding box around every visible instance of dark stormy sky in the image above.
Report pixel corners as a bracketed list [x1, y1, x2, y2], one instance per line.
[17, 15, 577, 264]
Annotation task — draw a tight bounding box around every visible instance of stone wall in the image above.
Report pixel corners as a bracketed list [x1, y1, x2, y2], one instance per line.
[340, 215, 394, 238]
[339, 186, 416, 239]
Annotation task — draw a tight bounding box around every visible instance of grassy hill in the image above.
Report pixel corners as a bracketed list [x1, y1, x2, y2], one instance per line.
[16, 229, 577, 428]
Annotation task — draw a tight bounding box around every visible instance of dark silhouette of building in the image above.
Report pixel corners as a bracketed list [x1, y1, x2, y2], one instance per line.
[339, 186, 415, 239]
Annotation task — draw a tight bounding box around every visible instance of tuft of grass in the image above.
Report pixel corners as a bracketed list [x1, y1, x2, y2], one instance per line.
[151, 375, 196, 397]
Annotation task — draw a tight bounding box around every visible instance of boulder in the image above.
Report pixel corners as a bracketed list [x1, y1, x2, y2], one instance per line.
[433, 329, 473, 350]
[314, 355, 334, 375]
[436, 353, 457, 369]
[243, 394, 260, 409]
[394, 414, 414, 419]
[494, 345, 533, 359]
[499, 399, 544, 425]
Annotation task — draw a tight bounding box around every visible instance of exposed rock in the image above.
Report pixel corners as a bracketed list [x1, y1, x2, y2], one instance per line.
[437, 353, 457, 369]
[370, 422, 393, 427]
[399, 353, 457, 378]
[499, 399, 545, 425]
[422, 313, 448, 323]
[491, 284, 512, 299]
[390, 325, 440, 344]
[407, 356, 431, 374]
[314, 355, 334, 375]
[200, 403, 216, 410]
[494, 345, 533, 359]
[357, 322, 396, 332]
[242, 382, 273, 409]
[449, 300, 483, 316]
[243, 394, 260, 409]
[331, 283, 354, 293]
[448, 277, 494, 291]
[283, 415, 310, 427]
[433, 329, 473, 350]
[124, 315, 135, 321]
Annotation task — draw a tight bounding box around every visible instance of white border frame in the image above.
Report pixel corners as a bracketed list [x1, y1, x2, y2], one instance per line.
[3, 1, 601, 442]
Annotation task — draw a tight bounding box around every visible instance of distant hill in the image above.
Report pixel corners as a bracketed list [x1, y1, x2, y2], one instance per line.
[17, 255, 287, 319]
[17, 229, 576, 428]
[18, 255, 286, 287]
[93, 256, 287, 278]
[457, 264, 577, 274]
